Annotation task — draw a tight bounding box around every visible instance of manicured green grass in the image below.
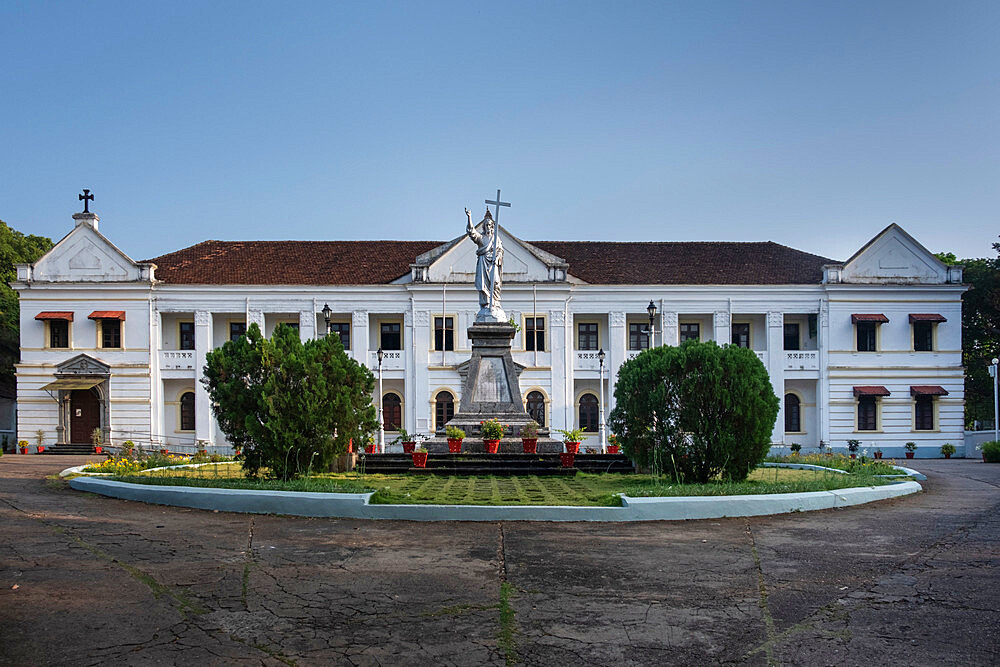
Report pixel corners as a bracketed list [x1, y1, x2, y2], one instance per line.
[105, 463, 899, 506]
[765, 452, 904, 475]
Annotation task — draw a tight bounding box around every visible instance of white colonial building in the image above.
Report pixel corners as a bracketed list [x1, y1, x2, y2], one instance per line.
[15, 207, 966, 457]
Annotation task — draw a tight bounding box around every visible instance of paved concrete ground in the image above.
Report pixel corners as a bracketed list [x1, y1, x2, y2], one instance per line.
[1, 456, 997, 666]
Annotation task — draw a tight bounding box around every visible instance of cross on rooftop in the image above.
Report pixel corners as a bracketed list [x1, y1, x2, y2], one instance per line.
[485, 189, 510, 226]
[78, 189, 94, 213]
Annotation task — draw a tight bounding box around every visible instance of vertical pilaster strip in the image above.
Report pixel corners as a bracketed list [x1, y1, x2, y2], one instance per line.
[194, 310, 214, 446]
[549, 309, 568, 431]
[608, 311, 627, 415]
[767, 311, 785, 444]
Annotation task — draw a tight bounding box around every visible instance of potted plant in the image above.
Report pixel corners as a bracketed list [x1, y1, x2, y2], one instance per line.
[520, 420, 539, 453]
[560, 451, 576, 468]
[411, 446, 429, 468]
[392, 429, 421, 454]
[904, 441, 917, 459]
[18, 439, 28, 455]
[364, 436, 377, 454]
[873, 448, 883, 460]
[982, 440, 1000, 463]
[480, 419, 505, 453]
[35, 429, 46, 454]
[607, 433, 620, 454]
[940, 443, 956, 459]
[847, 439, 860, 459]
[790, 443, 802, 456]
[556, 428, 586, 454]
[91, 427, 103, 454]
[445, 425, 465, 453]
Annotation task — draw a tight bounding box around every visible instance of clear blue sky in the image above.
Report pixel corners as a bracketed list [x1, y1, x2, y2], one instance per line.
[2, 0, 997, 262]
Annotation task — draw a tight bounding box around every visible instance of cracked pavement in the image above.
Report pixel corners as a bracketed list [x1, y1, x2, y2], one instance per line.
[1, 456, 997, 665]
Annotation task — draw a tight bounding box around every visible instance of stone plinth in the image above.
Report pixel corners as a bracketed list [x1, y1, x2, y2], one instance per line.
[424, 322, 562, 453]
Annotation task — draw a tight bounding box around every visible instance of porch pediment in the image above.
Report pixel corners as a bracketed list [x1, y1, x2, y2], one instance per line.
[27, 217, 154, 283]
[830, 224, 960, 285]
[56, 354, 110, 377]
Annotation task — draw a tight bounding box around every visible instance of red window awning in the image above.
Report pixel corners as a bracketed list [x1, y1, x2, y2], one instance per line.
[34, 311, 74, 321]
[88, 311, 126, 321]
[908, 313, 947, 323]
[853, 385, 891, 397]
[851, 314, 889, 323]
[910, 385, 949, 396]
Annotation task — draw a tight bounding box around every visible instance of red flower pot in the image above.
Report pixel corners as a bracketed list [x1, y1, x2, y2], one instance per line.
[874, 452, 882, 459]
[19, 447, 27, 455]
[607, 445, 620, 454]
[37, 446, 45, 453]
[522, 438, 537, 454]
[560, 452, 575, 468]
[564, 441, 580, 454]
[412, 451, 428, 468]
[365, 444, 377, 454]
[905, 452, 915, 459]
[483, 439, 500, 454]
[160, 449, 169, 456]
[944, 453, 951, 459]
[94, 446, 103, 454]
[402, 441, 416, 454]
[447, 438, 463, 453]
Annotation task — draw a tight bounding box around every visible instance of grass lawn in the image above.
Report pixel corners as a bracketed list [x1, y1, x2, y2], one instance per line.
[109, 463, 901, 507]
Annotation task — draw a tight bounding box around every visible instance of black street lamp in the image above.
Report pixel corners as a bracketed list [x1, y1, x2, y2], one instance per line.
[597, 348, 607, 452]
[376, 347, 385, 452]
[646, 300, 657, 345]
[321, 303, 332, 336]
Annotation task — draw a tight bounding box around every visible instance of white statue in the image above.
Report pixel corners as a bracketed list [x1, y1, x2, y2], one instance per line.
[465, 207, 505, 323]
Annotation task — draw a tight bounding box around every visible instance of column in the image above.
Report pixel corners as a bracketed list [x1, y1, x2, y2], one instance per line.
[412, 309, 431, 433]
[767, 311, 785, 444]
[549, 309, 569, 431]
[352, 310, 369, 364]
[608, 311, 627, 414]
[404, 309, 416, 434]
[298, 309, 315, 342]
[149, 307, 164, 448]
[194, 310, 215, 446]
[247, 308, 264, 334]
[713, 311, 731, 346]
[662, 311, 679, 347]
[817, 300, 830, 446]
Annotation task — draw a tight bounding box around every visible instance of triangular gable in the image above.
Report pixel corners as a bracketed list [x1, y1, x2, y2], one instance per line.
[836, 224, 952, 285]
[28, 216, 154, 283]
[56, 353, 111, 376]
[408, 217, 570, 284]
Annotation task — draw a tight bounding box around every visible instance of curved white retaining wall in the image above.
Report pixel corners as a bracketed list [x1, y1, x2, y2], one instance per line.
[67, 475, 922, 522]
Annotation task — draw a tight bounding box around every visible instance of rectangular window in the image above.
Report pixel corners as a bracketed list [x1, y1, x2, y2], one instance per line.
[783, 323, 800, 350]
[731, 323, 750, 348]
[578, 322, 599, 350]
[913, 322, 933, 351]
[179, 322, 195, 350]
[629, 323, 650, 351]
[330, 322, 350, 349]
[100, 319, 121, 348]
[679, 322, 700, 342]
[434, 316, 454, 351]
[230, 322, 247, 341]
[49, 320, 69, 348]
[857, 322, 877, 352]
[858, 396, 878, 431]
[380, 322, 402, 350]
[525, 317, 545, 351]
[915, 396, 934, 430]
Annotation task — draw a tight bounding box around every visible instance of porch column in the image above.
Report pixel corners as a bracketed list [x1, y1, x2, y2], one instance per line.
[298, 309, 315, 342]
[608, 311, 627, 414]
[194, 310, 215, 446]
[713, 311, 731, 346]
[661, 311, 679, 347]
[412, 309, 431, 433]
[766, 311, 785, 444]
[818, 300, 831, 445]
[352, 310, 369, 365]
[549, 309, 569, 431]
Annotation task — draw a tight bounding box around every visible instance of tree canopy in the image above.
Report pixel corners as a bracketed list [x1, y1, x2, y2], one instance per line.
[202, 323, 378, 479]
[0, 220, 54, 389]
[608, 340, 779, 483]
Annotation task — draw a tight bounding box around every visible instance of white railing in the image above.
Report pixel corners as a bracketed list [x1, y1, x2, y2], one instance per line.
[369, 349, 405, 371]
[626, 349, 643, 360]
[159, 350, 195, 371]
[575, 350, 603, 371]
[784, 350, 818, 370]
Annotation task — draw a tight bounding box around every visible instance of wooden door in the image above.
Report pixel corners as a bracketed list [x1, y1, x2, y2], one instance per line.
[70, 389, 101, 444]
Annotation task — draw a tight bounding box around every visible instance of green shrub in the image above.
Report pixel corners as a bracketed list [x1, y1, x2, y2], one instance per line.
[940, 443, 956, 456]
[982, 440, 1000, 463]
[445, 425, 466, 440]
[609, 340, 779, 483]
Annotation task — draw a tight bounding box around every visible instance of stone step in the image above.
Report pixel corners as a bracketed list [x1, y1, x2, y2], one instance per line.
[40, 444, 99, 455]
[406, 466, 577, 476]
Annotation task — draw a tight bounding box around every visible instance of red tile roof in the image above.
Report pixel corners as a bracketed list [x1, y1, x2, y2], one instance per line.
[908, 313, 946, 323]
[910, 385, 948, 396]
[35, 311, 74, 321]
[853, 386, 891, 396]
[146, 239, 834, 286]
[88, 311, 126, 320]
[851, 313, 889, 323]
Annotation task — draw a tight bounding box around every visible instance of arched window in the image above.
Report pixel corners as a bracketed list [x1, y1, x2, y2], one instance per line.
[579, 393, 599, 432]
[383, 393, 402, 431]
[435, 391, 454, 430]
[784, 393, 801, 433]
[526, 391, 546, 427]
[180, 392, 195, 431]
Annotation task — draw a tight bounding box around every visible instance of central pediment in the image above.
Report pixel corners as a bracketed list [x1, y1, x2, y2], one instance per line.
[405, 222, 569, 284]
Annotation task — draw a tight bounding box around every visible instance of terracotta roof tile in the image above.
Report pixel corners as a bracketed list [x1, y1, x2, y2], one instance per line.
[146, 239, 834, 286]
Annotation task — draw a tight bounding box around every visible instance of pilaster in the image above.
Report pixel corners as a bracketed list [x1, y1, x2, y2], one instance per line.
[352, 310, 369, 364]
[298, 310, 315, 342]
[767, 311, 785, 443]
[549, 309, 569, 430]
[608, 311, 627, 414]
[713, 310, 731, 346]
[818, 299, 830, 445]
[194, 310, 215, 445]
[412, 309, 431, 433]
[662, 311, 679, 347]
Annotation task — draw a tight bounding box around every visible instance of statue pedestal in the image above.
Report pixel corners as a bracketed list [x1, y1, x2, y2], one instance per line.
[425, 323, 562, 453]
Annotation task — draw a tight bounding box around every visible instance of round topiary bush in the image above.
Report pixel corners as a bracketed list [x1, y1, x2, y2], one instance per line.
[981, 440, 1000, 463]
[608, 340, 779, 483]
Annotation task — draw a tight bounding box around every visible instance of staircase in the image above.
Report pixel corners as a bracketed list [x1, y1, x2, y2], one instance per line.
[359, 453, 634, 476]
[40, 443, 100, 455]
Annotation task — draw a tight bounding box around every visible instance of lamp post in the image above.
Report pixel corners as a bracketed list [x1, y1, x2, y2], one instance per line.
[598, 347, 607, 453]
[646, 300, 657, 347]
[321, 303, 332, 336]
[377, 347, 385, 454]
[991, 357, 999, 444]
